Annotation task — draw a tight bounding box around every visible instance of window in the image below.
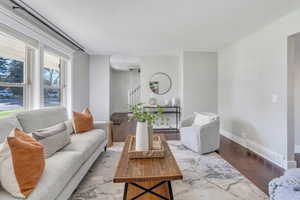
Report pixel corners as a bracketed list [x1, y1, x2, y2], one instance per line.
[42, 51, 65, 107]
[0, 28, 69, 117]
[0, 32, 27, 117]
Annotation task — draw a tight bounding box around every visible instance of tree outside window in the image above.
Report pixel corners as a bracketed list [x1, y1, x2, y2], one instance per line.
[43, 52, 62, 107]
[0, 32, 26, 118]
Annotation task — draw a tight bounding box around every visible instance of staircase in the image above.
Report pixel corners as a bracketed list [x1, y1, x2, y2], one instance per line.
[128, 85, 141, 107]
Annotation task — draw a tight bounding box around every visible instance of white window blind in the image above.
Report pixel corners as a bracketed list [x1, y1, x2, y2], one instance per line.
[0, 31, 25, 62]
[44, 51, 60, 70]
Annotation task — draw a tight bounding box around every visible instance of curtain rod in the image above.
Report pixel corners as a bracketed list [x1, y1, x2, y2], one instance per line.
[9, 0, 85, 52]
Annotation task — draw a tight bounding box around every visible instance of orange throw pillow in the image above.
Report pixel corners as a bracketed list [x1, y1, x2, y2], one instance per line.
[72, 108, 94, 133]
[0, 128, 45, 198]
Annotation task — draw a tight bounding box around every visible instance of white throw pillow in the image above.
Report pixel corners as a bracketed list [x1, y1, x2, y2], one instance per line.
[193, 112, 211, 126]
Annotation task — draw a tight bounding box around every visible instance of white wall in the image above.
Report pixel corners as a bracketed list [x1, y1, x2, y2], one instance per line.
[89, 55, 110, 121]
[181, 52, 218, 117]
[110, 68, 140, 113]
[140, 56, 180, 105]
[218, 9, 300, 169]
[71, 51, 90, 112]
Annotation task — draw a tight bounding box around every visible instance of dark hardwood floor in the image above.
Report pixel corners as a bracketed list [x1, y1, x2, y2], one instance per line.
[110, 113, 285, 195]
[218, 136, 284, 195]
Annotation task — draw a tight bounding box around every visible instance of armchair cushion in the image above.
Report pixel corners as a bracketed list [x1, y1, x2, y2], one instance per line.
[193, 113, 211, 126]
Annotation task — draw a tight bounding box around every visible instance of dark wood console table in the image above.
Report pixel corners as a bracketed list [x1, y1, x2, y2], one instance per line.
[143, 106, 181, 133]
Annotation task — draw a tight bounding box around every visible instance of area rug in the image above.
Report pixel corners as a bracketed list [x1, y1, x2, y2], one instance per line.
[71, 142, 268, 200]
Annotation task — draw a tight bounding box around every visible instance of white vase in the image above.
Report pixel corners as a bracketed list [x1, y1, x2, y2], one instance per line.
[136, 122, 149, 151]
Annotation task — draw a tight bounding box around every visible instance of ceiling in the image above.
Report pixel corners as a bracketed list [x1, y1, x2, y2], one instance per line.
[22, 0, 300, 55]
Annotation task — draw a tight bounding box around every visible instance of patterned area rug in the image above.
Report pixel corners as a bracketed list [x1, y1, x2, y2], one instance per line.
[71, 142, 268, 200]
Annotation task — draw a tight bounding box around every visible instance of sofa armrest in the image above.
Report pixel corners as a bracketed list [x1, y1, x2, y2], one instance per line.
[94, 121, 113, 147]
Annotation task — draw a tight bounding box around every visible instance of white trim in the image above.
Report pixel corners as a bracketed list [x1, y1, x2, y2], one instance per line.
[220, 129, 297, 170]
[0, 21, 38, 48]
[26, 47, 35, 110]
[66, 58, 72, 118]
[0, 5, 75, 57]
[44, 45, 70, 61]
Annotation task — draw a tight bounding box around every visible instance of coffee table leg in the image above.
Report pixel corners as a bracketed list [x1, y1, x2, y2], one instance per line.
[123, 183, 128, 200]
[124, 181, 174, 200]
[167, 181, 174, 200]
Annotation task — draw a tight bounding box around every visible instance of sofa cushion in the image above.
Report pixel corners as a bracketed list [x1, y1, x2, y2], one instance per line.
[16, 107, 68, 133]
[0, 115, 22, 143]
[0, 151, 84, 200]
[62, 129, 106, 162]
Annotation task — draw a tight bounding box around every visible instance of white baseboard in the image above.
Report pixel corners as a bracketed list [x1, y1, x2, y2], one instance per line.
[220, 129, 296, 170]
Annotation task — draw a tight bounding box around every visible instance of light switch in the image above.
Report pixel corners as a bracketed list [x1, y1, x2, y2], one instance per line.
[272, 94, 278, 103]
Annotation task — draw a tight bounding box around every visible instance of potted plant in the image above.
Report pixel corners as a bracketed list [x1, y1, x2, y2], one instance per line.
[129, 103, 164, 151]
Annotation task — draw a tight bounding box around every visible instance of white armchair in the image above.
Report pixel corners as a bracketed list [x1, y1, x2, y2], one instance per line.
[180, 113, 220, 154]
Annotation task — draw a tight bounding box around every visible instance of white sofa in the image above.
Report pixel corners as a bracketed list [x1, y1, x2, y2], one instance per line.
[180, 113, 220, 154]
[0, 107, 107, 200]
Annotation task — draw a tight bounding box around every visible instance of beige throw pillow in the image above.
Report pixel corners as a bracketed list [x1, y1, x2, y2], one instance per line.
[32, 123, 70, 158]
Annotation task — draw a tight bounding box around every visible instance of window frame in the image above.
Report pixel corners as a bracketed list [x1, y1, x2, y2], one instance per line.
[0, 26, 71, 117]
[0, 43, 34, 112]
[41, 50, 67, 108]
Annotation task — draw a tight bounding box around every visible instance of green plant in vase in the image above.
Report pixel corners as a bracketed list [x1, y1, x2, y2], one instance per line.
[129, 103, 164, 151]
[129, 103, 163, 124]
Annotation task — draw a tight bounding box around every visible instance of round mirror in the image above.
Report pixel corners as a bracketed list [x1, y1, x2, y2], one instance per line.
[149, 72, 172, 95]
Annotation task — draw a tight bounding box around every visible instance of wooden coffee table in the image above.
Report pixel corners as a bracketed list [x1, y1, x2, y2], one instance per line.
[113, 135, 183, 200]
